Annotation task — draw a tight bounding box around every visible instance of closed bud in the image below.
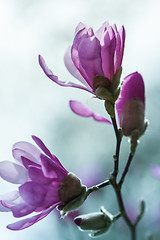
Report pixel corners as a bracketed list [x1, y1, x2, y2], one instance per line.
[74, 206, 114, 237]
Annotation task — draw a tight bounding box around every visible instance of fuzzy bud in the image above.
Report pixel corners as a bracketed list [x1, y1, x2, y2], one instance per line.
[74, 206, 114, 237]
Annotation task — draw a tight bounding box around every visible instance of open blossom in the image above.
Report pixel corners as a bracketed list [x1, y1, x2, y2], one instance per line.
[39, 22, 125, 95]
[0, 136, 85, 230]
[116, 72, 146, 136]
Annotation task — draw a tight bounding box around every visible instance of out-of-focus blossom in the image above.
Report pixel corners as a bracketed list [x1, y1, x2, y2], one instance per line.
[39, 22, 125, 96]
[116, 72, 146, 137]
[150, 165, 160, 179]
[69, 100, 112, 124]
[0, 136, 86, 230]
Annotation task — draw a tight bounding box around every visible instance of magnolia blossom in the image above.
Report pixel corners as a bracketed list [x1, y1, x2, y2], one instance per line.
[0, 136, 84, 230]
[116, 72, 146, 136]
[39, 22, 125, 94]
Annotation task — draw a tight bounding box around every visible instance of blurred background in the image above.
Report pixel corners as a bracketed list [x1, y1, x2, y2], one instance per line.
[0, 0, 160, 239]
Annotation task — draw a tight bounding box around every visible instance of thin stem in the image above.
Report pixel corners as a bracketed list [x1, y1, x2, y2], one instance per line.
[110, 177, 136, 240]
[119, 153, 134, 186]
[110, 116, 137, 239]
[96, 179, 110, 189]
[111, 116, 122, 177]
[86, 180, 110, 196]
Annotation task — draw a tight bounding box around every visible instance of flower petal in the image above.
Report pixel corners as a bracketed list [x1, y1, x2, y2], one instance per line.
[71, 27, 93, 86]
[95, 22, 109, 40]
[69, 100, 112, 124]
[0, 201, 11, 212]
[7, 205, 57, 230]
[35, 185, 61, 211]
[64, 46, 92, 90]
[19, 182, 46, 207]
[32, 135, 53, 159]
[0, 191, 19, 212]
[39, 55, 93, 93]
[40, 154, 68, 180]
[21, 156, 41, 169]
[75, 22, 87, 35]
[2, 195, 35, 217]
[101, 26, 116, 80]
[12, 141, 41, 164]
[28, 166, 52, 185]
[0, 161, 28, 184]
[114, 26, 125, 72]
[78, 36, 103, 86]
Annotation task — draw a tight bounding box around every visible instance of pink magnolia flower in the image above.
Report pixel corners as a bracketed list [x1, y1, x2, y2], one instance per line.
[0, 136, 84, 230]
[39, 22, 125, 94]
[116, 72, 146, 136]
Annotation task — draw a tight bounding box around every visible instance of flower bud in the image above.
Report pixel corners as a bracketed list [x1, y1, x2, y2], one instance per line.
[74, 206, 114, 237]
[58, 172, 87, 216]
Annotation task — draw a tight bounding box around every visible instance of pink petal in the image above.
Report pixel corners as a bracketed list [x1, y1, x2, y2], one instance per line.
[95, 22, 109, 40]
[64, 46, 92, 90]
[19, 182, 46, 207]
[12, 141, 41, 164]
[0, 161, 28, 184]
[0, 191, 19, 212]
[114, 26, 125, 72]
[0, 201, 11, 212]
[116, 72, 145, 125]
[78, 36, 103, 86]
[32, 135, 53, 159]
[101, 26, 116, 80]
[75, 22, 87, 35]
[2, 195, 35, 217]
[28, 166, 52, 185]
[7, 205, 57, 230]
[39, 55, 93, 93]
[40, 154, 68, 180]
[0, 190, 19, 201]
[51, 154, 68, 173]
[35, 185, 60, 211]
[71, 27, 92, 86]
[31, 136, 67, 174]
[21, 156, 41, 169]
[69, 100, 112, 124]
